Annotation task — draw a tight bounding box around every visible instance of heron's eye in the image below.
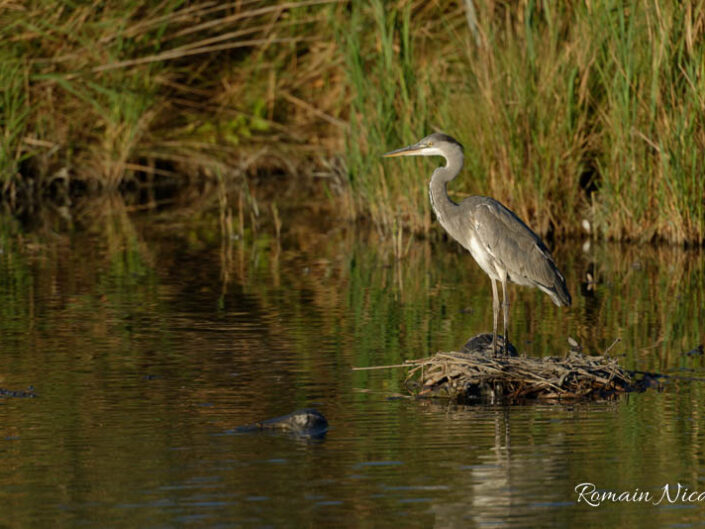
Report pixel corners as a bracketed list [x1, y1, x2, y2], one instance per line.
[428, 141, 434, 146]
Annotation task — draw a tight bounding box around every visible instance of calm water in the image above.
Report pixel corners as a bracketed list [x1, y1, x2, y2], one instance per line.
[0, 199, 704, 528]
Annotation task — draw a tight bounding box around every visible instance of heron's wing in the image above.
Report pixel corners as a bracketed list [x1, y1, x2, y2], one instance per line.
[468, 198, 570, 305]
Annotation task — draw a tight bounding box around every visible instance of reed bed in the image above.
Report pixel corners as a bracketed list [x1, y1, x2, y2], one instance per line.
[1, 1, 704, 244]
[0, 0, 347, 196]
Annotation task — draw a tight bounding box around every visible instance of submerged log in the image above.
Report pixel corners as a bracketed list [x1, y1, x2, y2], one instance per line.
[405, 333, 635, 403]
[0, 386, 36, 398]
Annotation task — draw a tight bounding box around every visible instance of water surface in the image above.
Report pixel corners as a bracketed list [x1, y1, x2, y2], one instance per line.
[0, 200, 703, 528]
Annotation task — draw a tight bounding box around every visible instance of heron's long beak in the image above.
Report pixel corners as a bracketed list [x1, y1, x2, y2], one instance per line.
[382, 143, 424, 158]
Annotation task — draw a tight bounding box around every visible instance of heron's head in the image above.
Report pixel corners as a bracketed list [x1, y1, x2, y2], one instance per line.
[382, 132, 464, 159]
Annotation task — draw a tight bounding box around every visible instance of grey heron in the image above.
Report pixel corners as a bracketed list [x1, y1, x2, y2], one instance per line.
[383, 132, 571, 355]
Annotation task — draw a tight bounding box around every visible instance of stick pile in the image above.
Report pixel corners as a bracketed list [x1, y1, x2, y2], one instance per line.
[405, 342, 634, 403]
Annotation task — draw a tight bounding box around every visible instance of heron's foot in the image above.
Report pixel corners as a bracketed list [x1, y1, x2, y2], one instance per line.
[499, 335, 518, 357]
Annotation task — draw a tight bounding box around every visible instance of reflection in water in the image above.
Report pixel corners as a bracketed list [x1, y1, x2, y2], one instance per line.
[0, 200, 703, 528]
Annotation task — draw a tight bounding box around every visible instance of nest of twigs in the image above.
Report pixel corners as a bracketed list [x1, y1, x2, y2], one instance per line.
[405, 342, 635, 403]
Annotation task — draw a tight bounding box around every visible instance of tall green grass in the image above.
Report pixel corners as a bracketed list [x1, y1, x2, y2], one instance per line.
[1, 1, 704, 244]
[337, 0, 443, 236]
[345, 0, 705, 244]
[588, 0, 705, 244]
[0, 56, 32, 191]
[452, 2, 590, 238]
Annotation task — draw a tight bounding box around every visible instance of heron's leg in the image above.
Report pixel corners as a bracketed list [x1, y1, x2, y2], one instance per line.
[491, 278, 500, 356]
[500, 275, 509, 356]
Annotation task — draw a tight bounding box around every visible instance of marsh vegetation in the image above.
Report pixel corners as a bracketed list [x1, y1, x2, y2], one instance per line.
[1, 0, 704, 244]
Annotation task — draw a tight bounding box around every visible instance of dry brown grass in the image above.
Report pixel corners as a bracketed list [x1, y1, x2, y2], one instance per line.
[1, 0, 348, 194]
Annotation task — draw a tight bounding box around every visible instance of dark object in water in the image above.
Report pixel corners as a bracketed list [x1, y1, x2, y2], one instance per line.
[685, 344, 704, 356]
[462, 333, 517, 357]
[0, 386, 36, 398]
[634, 372, 665, 390]
[236, 408, 328, 437]
[405, 334, 634, 403]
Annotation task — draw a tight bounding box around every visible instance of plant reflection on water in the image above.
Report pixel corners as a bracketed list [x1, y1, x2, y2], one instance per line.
[0, 198, 702, 528]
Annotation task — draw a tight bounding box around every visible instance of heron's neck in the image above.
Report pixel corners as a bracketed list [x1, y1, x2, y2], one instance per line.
[429, 152, 463, 222]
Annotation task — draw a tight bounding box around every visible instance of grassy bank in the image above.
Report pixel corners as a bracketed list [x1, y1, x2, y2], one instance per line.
[1, 1, 704, 245]
[346, 0, 705, 244]
[0, 0, 347, 195]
